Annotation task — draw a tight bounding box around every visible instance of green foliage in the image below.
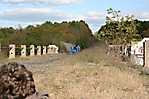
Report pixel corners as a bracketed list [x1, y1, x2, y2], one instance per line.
[135, 20, 149, 38]
[0, 20, 95, 50]
[98, 8, 141, 45]
[75, 38, 89, 49]
[0, 27, 16, 45]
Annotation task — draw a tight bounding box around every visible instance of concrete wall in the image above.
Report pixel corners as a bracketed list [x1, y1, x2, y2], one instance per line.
[131, 38, 149, 66]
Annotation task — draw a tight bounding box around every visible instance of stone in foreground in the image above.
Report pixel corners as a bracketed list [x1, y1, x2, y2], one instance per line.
[0, 62, 49, 99]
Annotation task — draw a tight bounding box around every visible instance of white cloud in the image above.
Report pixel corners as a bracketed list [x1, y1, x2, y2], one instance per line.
[1, 0, 81, 5]
[83, 11, 106, 31]
[0, 8, 68, 22]
[135, 12, 149, 21]
[2, 0, 43, 3]
[0, 8, 106, 32]
[3, 8, 51, 15]
[0, 7, 87, 22]
[84, 11, 105, 23]
[114, 11, 149, 21]
[4, 8, 149, 32]
[54, 0, 81, 4]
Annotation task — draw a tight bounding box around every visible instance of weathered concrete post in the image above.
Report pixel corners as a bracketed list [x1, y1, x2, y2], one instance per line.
[52, 45, 58, 54]
[47, 45, 59, 54]
[30, 45, 35, 56]
[21, 45, 26, 57]
[144, 41, 149, 68]
[0, 43, 1, 52]
[37, 46, 41, 56]
[9, 44, 15, 59]
[43, 46, 47, 55]
[47, 45, 52, 54]
[54, 45, 59, 54]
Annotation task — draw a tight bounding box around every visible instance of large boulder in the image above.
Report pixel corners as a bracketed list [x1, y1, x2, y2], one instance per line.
[0, 62, 36, 99]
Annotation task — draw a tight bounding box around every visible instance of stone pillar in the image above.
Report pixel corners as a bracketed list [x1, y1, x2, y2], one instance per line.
[47, 45, 59, 54]
[21, 45, 26, 57]
[54, 46, 59, 54]
[30, 45, 35, 56]
[124, 46, 127, 56]
[144, 41, 149, 68]
[0, 43, 1, 52]
[9, 44, 15, 59]
[47, 45, 52, 54]
[37, 46, 41, 56]
[43, 46, 47, 55]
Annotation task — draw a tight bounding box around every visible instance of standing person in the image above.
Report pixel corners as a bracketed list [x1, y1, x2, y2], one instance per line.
[76, 45, 81, 53]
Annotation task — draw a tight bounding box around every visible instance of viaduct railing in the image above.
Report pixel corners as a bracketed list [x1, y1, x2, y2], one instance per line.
[0, 44, 59, 59]
[107, 40, 149, 68]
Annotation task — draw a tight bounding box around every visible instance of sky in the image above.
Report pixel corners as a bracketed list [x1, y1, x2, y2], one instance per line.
[0, 0, 148, 32]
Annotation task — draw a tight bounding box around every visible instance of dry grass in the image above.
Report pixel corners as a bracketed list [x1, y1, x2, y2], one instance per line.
[1, 42, 148, 99]
[30, 45, 149, 99]
[34, 64, 149, 99]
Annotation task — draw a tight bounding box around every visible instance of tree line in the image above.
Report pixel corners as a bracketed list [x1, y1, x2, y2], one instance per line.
[97, 8, 149, 45]
[0, 20, 95, 50]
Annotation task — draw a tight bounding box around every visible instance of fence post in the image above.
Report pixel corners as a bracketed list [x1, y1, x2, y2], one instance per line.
[53, 45, 59, 54]
[0, 43, 1, 53]
[9, 44, 15, 59]
[21, 45, 26, 57]
[48, 45, 59, 54]
[37, 46, 41, 56]
[30, 45, 35, 56]
[43, 46, 47, 55]
[144, 41, 149, 68]
[47, 45, 51, 54]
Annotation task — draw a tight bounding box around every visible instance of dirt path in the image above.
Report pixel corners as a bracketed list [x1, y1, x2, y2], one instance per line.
[1, 45, 149, 99]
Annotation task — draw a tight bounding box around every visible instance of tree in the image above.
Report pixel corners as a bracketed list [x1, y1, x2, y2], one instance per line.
[98, 8, 141, 45]
[0, 20, 95, 50]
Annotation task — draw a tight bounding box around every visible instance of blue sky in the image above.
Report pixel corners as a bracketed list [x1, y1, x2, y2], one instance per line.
[0, 0, 148, 32]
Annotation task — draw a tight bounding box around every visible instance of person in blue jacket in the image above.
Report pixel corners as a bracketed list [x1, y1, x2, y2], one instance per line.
[70, 44, 81, 54]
